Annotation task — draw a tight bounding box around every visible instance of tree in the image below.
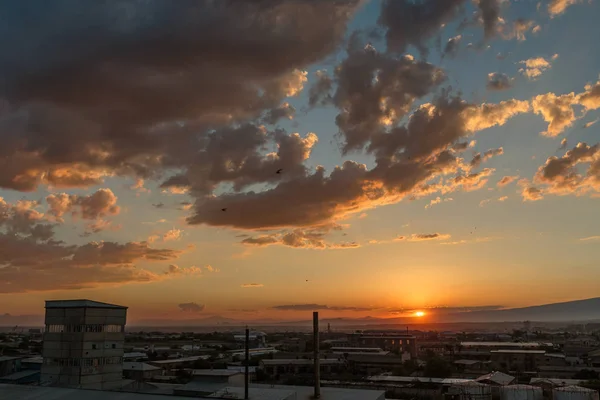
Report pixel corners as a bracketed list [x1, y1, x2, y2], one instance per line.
[423, 356, 452, 378]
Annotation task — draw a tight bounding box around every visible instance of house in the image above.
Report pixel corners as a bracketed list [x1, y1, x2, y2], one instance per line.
[0, 356, 20, 377]
[191, 369, 245, 386]
[260, 359, 344, 379]
[476, 371, 516, 386]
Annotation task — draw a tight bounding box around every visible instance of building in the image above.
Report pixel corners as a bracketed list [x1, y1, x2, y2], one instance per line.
[260, 358, 345, 379]
[41, 299, 127, 390]
[345, 354, 407, 376]
[191, 369, 245, 386]
[0, 356, 20, 377]
[233, 331, 267, 347]
[490, 349, 546, 371]
[348, 331, 417, 358]
[122, 362, 162, 381]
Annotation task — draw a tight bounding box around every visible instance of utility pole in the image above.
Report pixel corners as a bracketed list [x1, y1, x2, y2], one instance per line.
[245, 328, 249, 400]
[313, 312, 320, 399]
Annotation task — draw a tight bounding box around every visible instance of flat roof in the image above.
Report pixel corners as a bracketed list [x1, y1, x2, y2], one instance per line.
[45, 299, 127, 309]
[262, 359, 344, 366]
[490, 350, 545, 354]
[123, 362, 160, 371]
[192, 369, 242, 377]
[251, 384, 385, 400]
[367, 376, 473, 385]
[461, 342, 543, 347]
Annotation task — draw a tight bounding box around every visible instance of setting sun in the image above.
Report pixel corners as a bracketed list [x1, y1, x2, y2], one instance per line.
[414, 311, 425, 317]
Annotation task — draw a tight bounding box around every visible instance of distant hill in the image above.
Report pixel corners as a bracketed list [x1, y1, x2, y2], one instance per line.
[443, 297, 600, 323]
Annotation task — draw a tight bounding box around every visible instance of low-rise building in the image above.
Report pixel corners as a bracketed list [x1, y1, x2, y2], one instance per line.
[122, 362, 162, 381]
[0, 356, 21, 377]
[490, 349, 546, 371]
[346, 354, 406, 376]
[348, 332, 416, 358]
[191, 369, 245, 386]
[260, 358, 344, 379]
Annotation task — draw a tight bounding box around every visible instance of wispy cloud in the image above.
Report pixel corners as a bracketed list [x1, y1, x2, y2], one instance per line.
[178, 302, 205, 313]
[272, 304, 377, 312]
[241, 283, 264, 288]
[580, 236, 600, 242]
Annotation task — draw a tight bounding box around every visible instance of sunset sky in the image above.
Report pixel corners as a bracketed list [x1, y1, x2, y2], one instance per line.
[1, 0, 600, 324]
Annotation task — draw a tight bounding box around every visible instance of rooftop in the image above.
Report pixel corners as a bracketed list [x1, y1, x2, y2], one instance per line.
[0, 356, 20, 362]
[45, 299, 127, 309]
[192, 369, 242, 377]
[490, 350, 546, 354]
[123, 362, 161, 371]
[367, 376, 473, 385]
[461, 342, 544, 347]
[262, 359, 344, 366]
[476, 371, 516, 385]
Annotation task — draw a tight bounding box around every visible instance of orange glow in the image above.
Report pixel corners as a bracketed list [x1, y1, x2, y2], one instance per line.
[414, 311, 425, 317]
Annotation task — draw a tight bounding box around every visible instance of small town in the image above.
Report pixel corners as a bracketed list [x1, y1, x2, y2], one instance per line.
[1, 300, 600, 400]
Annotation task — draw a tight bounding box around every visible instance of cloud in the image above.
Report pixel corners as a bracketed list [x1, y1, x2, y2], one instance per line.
[498, 196, 509, 201]
[511, 18, 536, 41]
[178, 302, 205, 313]
[548, 0, 584, 17]
[518, 179, 544, 201]
[486, 73, 512, 91]
[272, 304, 375, 312]
[188, 93, 527, 230]
[532, 92, 578, 136]
[425, 197, 453, 209]
[164, 264, 203, 276]
[46, 189, 120, 231]
[396, 233, 452, 242]
[519, 56, 558, 79]
[0, 0, 360, 193]
[533, 142, 600, 196]
[163, 229, 183, 242]
[241, 283, 264, 288]
[580, 236, 600, 242]
[262, 102, 296, 125]
[583, 119, 599, 129]
[443, 35, 462, 59]
[497, 175, 519, 187]
[379, 0, 466, 55]
[470, 147, 504, 168]
[579, 79, 600, 110]
[0, 198, 179, 295]
[241, 227, 359, 250]
[394, 305, 504, 315]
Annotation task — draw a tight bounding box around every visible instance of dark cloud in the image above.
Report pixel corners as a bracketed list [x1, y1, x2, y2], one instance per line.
[272, 304, 375, 311]
[486, 73, 512, 91]
[333, 42, 446, 152]
[178, 302, 205, 313]
[443, 35, 463, 59]
[476, 0, 503, 39]
[379, 0, 466, 55]
[188, 94, 528, 230]
[0, 0, 360, 192]
[308, 70, 334, 107]
[261, 102, 296, 125]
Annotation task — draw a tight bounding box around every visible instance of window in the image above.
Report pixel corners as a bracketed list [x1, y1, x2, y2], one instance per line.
[92, 344, 97, 350]
[111, 344, 116, 349]
[46, 324, 66, 333]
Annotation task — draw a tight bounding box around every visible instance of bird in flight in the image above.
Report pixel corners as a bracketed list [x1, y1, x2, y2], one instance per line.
[276, 168, 283, 174]
[221, 208, 227, 212]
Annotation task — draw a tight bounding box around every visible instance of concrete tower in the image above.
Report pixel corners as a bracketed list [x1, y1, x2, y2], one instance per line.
[41, 299, 127, 389]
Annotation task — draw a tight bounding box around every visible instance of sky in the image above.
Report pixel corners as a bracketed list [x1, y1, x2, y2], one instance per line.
[1, 0, 600, 325]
